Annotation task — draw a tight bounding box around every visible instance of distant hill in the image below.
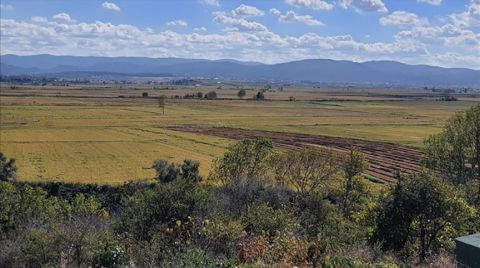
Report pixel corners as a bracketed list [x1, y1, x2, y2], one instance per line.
[1, 54, 479, 87]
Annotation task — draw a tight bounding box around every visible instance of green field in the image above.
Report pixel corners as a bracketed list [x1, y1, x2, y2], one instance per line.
[1, 85, 478, 183]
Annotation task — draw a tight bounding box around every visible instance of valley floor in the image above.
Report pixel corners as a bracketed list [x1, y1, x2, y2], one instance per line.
[1, 84, 478, 183]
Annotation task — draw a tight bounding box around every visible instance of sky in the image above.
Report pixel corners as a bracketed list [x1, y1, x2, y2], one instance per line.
[0, 0, 479, 69]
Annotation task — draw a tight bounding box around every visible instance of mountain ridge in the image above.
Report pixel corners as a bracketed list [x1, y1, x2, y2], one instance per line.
[1, 54, 479, 87]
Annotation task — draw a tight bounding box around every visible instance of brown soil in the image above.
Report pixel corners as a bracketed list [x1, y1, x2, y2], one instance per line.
[168, 126, 424, 183]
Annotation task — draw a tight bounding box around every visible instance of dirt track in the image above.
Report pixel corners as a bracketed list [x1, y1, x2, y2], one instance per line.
[169, 127, 424, 183]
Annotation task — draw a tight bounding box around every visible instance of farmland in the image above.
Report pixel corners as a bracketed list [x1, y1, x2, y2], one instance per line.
[0, 84, 478, 184]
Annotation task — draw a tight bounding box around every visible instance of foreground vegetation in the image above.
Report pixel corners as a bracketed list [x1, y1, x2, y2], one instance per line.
[0, 104, 479, 267]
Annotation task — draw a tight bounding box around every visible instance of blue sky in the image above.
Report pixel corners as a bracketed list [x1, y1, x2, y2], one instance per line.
[1, 0, 479, 68]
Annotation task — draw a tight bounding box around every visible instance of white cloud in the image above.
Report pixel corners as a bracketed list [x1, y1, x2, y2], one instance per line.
[449, 0, 480, 29]
[194, 27, 207, 31]
[31, 16, 48, 23]
[52, 13, 74, 23]
[285, 0, 334, 10]
[428, 52, 480, 68]
[380, 11, 429, 27]
[270, 8, 282, 16]
[338, 0, 388, 13]
[395, 24, 480, 49]
[232, 4, 264, 17]
[101, 1, 120, 12]
[270, 9, 324, 26]
[166, 20, 188, 27]
[390, 0, 480, 53]
[0, 16, 423, 60]
[199, 0, 220, 6]
[417, 0, 442, 5]
[213, 11, 270, 32]
[1, 1, 479, 69]
[0, 4, 14, 11]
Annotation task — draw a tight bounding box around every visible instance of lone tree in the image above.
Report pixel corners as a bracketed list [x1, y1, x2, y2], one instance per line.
[158, 95, 166, 115]
[273, 148, 338, 195]
[206, 91, 217, 100]
[237, 88, 246, 98]
[371, 170, 476, 261]
[254, 91, 265, 100]
[210, 139, 274, 185]
[196, 92, 203, 99]
[0, 152, 17, 182]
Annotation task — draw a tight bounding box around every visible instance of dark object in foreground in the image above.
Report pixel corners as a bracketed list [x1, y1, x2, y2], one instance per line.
[455, 233, 480, 268]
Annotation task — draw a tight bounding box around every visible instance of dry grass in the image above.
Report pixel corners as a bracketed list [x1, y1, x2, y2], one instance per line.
[1, 85, 478, 183]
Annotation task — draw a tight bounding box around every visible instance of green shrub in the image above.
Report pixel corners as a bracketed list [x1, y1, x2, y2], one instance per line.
[243, 203, 295, 236]
[92, 239, 128, 268]
[118, 179, 213, 241]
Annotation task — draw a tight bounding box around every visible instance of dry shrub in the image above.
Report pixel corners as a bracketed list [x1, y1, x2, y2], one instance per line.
[417, 252, 455, 268]
[237, 232, 308, 267]
[269, 233, 308, 267]
[237, 233, 269, 264]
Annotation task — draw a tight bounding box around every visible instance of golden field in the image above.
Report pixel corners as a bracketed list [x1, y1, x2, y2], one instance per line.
[1, 84, 478, 183]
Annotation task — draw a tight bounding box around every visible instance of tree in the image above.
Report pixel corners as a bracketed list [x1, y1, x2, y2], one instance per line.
[196, 92, 203, 99]
[153, 159, 203, 183]
[158, 95, 166, 115]
[340, 148, 369, 219]
[58, 194, 109, 267]
[237, 89, 246, 98]
[118, 179, 212, 241]
[206, 91, 217, 100]
[424, 104, 480, 185]
[465, 104, 480, 205]
[152, 160, 180, 183]
[181, 159, 202, 183]
[273, 148, 338, 195]
[210, 139, 274, 185]
[371, 170, 476, 261]
[0, 152, 17, 182]
[254, 91, 265, 100]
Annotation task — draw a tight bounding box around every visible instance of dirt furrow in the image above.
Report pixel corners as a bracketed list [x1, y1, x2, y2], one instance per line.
[167, 126, 424, 182]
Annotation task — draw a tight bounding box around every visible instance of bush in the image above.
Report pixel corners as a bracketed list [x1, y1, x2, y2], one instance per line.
[153, 159, 202, 183]
[0, 152, 17, 182]
[118, 179, 213, 241]
[206, 91, 217, 100]
[237, 232, 308, 266]
[218, 176, 293, 216]
[371, 171, 477, 260]
[254, 91, 265, 100]
[202, 219, 244, 258]
[159, 247, 235, 268]
[243, 203, 295, 236]
[92, 238, 128, 268]
[152, 160, 180, 183]
[209, 139, 274, 185]
[237, 88, 246, 98]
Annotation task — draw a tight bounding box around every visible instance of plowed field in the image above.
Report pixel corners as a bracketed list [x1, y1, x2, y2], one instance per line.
[169, 127, 424, 183]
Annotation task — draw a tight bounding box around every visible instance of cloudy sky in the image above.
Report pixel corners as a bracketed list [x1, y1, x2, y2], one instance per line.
[1, 0, 479, 69]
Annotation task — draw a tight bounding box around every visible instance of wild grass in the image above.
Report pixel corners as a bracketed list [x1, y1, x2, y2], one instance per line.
[0, 86, 477, 183]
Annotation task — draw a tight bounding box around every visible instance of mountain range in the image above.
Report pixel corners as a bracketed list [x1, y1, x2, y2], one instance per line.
[1, 54, 479, 87]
